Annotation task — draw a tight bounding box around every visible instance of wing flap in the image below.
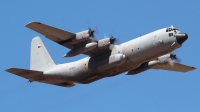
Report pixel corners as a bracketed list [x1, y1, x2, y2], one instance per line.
[152, 62, 196, 72]
[6, 68, 75, 88]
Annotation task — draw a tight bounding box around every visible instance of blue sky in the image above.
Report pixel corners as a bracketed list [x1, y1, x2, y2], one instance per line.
[1, 0, 199, 112]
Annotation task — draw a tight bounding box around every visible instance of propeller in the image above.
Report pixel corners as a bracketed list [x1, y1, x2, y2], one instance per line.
[110, 35, 116, 44]
[170, 53, 181, 63]
[168, 53, 181, 66]
[109, 35, 121, 50]
[109, 35, 121, 44]
[88, 26, 99, 38]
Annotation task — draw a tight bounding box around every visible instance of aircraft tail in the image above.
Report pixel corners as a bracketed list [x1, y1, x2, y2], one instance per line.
[30, 37, 55, 71]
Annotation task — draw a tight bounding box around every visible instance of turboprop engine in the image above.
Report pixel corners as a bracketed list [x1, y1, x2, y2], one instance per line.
[74, 30, 90, 40]
[71, 27, 98, 41]
[98, 37, 116, 49]
[72, 30, 91, 41]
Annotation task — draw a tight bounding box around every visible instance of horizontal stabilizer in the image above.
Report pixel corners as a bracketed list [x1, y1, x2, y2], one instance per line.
[6, 68, 43, 81]
[152, 62, 196, 72]
[6, 68, 75, 88]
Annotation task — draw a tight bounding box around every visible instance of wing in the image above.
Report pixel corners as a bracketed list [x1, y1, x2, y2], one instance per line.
[6, 68, 75, 88]
[152, 62, 196, 72]
[26, 21, 111, 57]
[26, 21, 76, 49]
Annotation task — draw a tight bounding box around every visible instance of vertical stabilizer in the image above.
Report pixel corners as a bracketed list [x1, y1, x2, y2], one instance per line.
[31, 37, 55, 71]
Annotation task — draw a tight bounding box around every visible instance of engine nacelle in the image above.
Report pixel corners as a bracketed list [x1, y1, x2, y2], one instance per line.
[73, 30, 90, 41]
[109, 54, 126, 65]
[98, 38, 111, 48]
[157, 54, 171, 63]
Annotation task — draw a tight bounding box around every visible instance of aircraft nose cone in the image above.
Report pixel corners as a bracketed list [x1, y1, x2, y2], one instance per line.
[176, 33, 188, 44]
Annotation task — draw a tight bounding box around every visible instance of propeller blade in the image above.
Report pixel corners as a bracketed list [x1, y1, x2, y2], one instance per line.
[94, 26, 99, 34]
[88, 28, 94, 37]
[115, 38, 121, 45]
[88, 26, 99, 39]
[110, 35, 121, 45]
[110, 35, 116, 44]
[168, 58, 174, 66]
[174, 57, 181, 63]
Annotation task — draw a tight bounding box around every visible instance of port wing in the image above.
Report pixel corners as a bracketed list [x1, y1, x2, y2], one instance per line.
[26, 21, 76, 49]
[26, 21, 111, 57]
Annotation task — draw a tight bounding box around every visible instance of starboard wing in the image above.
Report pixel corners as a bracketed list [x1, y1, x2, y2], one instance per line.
[152, 62, 196, 72]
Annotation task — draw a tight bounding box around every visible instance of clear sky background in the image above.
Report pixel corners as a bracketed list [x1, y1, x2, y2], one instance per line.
[0, 0, 199, 112]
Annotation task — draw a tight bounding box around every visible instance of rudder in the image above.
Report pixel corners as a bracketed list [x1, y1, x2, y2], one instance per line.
[30, 37, 55, 71]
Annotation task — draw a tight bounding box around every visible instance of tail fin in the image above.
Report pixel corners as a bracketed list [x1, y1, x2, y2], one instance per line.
[30, 37, 55, 71]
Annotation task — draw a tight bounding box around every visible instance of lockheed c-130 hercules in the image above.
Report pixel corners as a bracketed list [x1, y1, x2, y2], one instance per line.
[6, 21, 196, 88]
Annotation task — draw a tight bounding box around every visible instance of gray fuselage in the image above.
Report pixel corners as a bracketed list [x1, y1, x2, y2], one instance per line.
[44, 27, 183, 84]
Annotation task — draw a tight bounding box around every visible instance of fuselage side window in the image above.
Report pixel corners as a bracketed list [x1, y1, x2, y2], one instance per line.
[169, 33, 173, 37]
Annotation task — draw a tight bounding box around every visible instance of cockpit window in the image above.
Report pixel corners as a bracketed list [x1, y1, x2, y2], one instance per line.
[166, 28, 172, 32]
[166, 27, 179, 32]
[173, 28, 179, 30]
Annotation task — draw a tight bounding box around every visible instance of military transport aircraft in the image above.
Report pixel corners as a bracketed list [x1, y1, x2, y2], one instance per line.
[5, 21, 196, 88]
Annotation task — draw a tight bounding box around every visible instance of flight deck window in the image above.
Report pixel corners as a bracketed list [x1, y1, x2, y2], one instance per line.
[167, 28, 179, 32]
[166, 28, 172, 32]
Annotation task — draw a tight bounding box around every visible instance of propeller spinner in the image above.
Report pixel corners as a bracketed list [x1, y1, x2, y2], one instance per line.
[109, 35, 121, 50]
[88, 26, 99, 38]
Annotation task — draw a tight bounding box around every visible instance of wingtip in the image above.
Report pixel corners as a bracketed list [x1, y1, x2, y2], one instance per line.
[25, 21, 41, 27]
[191, 67, 197, 70]
[5, 68, 9, 72]
[5, 68, 14, 72]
